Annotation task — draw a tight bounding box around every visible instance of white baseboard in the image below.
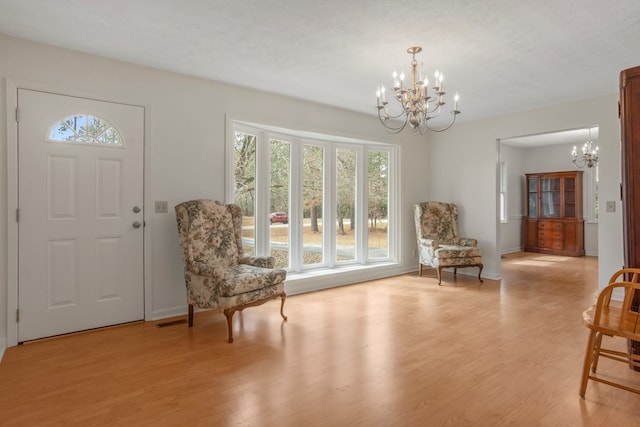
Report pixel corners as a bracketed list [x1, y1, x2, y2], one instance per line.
[500, 247, 524, 255]
[150, 306, 188, 321]
[0, 337, 6, 363]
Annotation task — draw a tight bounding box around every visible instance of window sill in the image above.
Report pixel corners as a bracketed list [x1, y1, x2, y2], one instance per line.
[284, 262, 408, 295]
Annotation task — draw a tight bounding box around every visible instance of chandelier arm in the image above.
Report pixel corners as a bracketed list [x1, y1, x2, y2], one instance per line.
[377, 109, 409, 134]
[384, 108, 409, 120]
[426, 113, 459, 133]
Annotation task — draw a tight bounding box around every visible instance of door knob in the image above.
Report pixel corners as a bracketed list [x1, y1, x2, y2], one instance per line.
[132, 221, 142, 229]
[132, 206, 141, 213]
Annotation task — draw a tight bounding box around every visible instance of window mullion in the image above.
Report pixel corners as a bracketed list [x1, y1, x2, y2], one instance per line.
[325, 144, 336, 267]
[255, 131, 270, 256]
[358, 147, 369, 264]
[289, 138, 303, 272]
[388, 147, 398, 263]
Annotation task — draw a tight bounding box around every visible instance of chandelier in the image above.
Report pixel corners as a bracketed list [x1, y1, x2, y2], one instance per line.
[571, 128, 599, 168]
[376, 46, 460, 134]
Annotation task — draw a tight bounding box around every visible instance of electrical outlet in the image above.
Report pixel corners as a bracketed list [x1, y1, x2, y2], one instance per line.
[155, 201, 168, 213]
[606, 201, 616, 213]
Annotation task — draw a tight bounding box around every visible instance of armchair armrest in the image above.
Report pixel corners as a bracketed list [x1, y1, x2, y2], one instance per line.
[240, 256, 275, 269]
[458, 238, 478, 247]
[418, 238, 439, 248]
[188, 261, 224, 280]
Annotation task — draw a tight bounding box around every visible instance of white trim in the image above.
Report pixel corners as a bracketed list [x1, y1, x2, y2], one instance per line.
[0, 338, 6, 362]
[6, 79, 19, 347]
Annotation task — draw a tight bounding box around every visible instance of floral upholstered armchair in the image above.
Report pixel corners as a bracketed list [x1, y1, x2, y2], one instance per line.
[414, 201, 483, 285]
[175, 199, 287, 343]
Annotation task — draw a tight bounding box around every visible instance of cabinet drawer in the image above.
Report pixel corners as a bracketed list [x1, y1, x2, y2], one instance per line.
[538, 230, 563, 239]
[550, 240, 563, 250]
[538, 221, 562, 231]
[538, 239, 564, 250]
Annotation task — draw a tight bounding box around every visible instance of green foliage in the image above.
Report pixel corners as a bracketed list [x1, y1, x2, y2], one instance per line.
[368, 151, 389, 229]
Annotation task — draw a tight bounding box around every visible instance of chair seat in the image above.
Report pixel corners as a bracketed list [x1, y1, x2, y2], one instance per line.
[583, 304, 640, 341]
[436, 245, 481, 259]
[219, 264, 287, 297]
[437, 256, 483, 267]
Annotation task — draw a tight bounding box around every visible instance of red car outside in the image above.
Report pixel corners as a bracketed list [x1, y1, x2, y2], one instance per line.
[269, 212, 288, 224]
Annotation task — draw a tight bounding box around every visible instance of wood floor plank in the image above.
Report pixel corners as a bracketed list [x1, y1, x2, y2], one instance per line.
[1, 252, 639, 426]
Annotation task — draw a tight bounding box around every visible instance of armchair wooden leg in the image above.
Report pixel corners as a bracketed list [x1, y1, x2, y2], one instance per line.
[280, 293, 288, 321]
[188, 304, 194, 327]
[223, 308, 235, 343]
[419, 263, 423, 277]
[477, 264, 484, 283]
[437, 267, 443, 286]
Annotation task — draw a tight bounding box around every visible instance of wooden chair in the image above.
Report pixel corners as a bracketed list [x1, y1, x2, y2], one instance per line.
[580, 268, 640, 398]
[175, 199, 287, 343]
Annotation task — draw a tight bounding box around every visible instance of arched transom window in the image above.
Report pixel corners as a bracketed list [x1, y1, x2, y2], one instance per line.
[49, 114, 123, 146]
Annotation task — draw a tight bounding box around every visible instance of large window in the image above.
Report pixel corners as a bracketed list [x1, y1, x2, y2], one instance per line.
[303, 144, 324, 266]
[233, 131, 257, 255]
[336, 147, 357, 262]
[229, 122, 397, 275]
[269, 138, 291, 268]
[368, 150, 389, 258]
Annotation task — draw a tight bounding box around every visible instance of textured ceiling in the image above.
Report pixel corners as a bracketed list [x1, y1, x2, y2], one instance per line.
[1, 0, 639, 131]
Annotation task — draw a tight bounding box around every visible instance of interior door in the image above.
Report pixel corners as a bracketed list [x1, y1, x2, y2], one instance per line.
[17, 89, 144, 342]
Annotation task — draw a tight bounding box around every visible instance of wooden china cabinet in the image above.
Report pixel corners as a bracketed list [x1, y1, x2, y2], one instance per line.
[523, 170, 585, 256]
[620, 65, 640, 366]
[620, 65, 640, 270]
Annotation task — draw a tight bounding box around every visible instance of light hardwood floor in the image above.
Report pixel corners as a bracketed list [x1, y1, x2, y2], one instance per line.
[1, 253, 639, 426]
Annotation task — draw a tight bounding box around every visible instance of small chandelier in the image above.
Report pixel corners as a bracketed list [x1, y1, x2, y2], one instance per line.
[571, 128, 599, 168]
[376, 46, 460, 134]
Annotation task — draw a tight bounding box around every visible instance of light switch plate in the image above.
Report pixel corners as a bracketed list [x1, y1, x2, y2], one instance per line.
[155, 201, 168, 213]
[606, 201, 616, 213]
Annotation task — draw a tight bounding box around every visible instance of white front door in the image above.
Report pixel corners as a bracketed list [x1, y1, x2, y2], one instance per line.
[17, 89, 144, 342]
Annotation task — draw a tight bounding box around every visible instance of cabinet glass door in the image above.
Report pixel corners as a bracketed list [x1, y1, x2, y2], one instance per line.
[541, 178, 561, 217]
[528, 178, 538, 217]
[564, 177, 575, 218]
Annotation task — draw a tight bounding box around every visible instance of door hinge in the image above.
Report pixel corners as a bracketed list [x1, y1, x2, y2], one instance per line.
[15, 107, 20, 123]
[16, 208, 20, 223]
[16, 308, 19, 323]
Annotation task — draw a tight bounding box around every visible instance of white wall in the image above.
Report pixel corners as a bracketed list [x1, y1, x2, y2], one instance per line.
[0, 34, 430, 348]
[430, 94, 621, 285]
[499, 142, 599, 256]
